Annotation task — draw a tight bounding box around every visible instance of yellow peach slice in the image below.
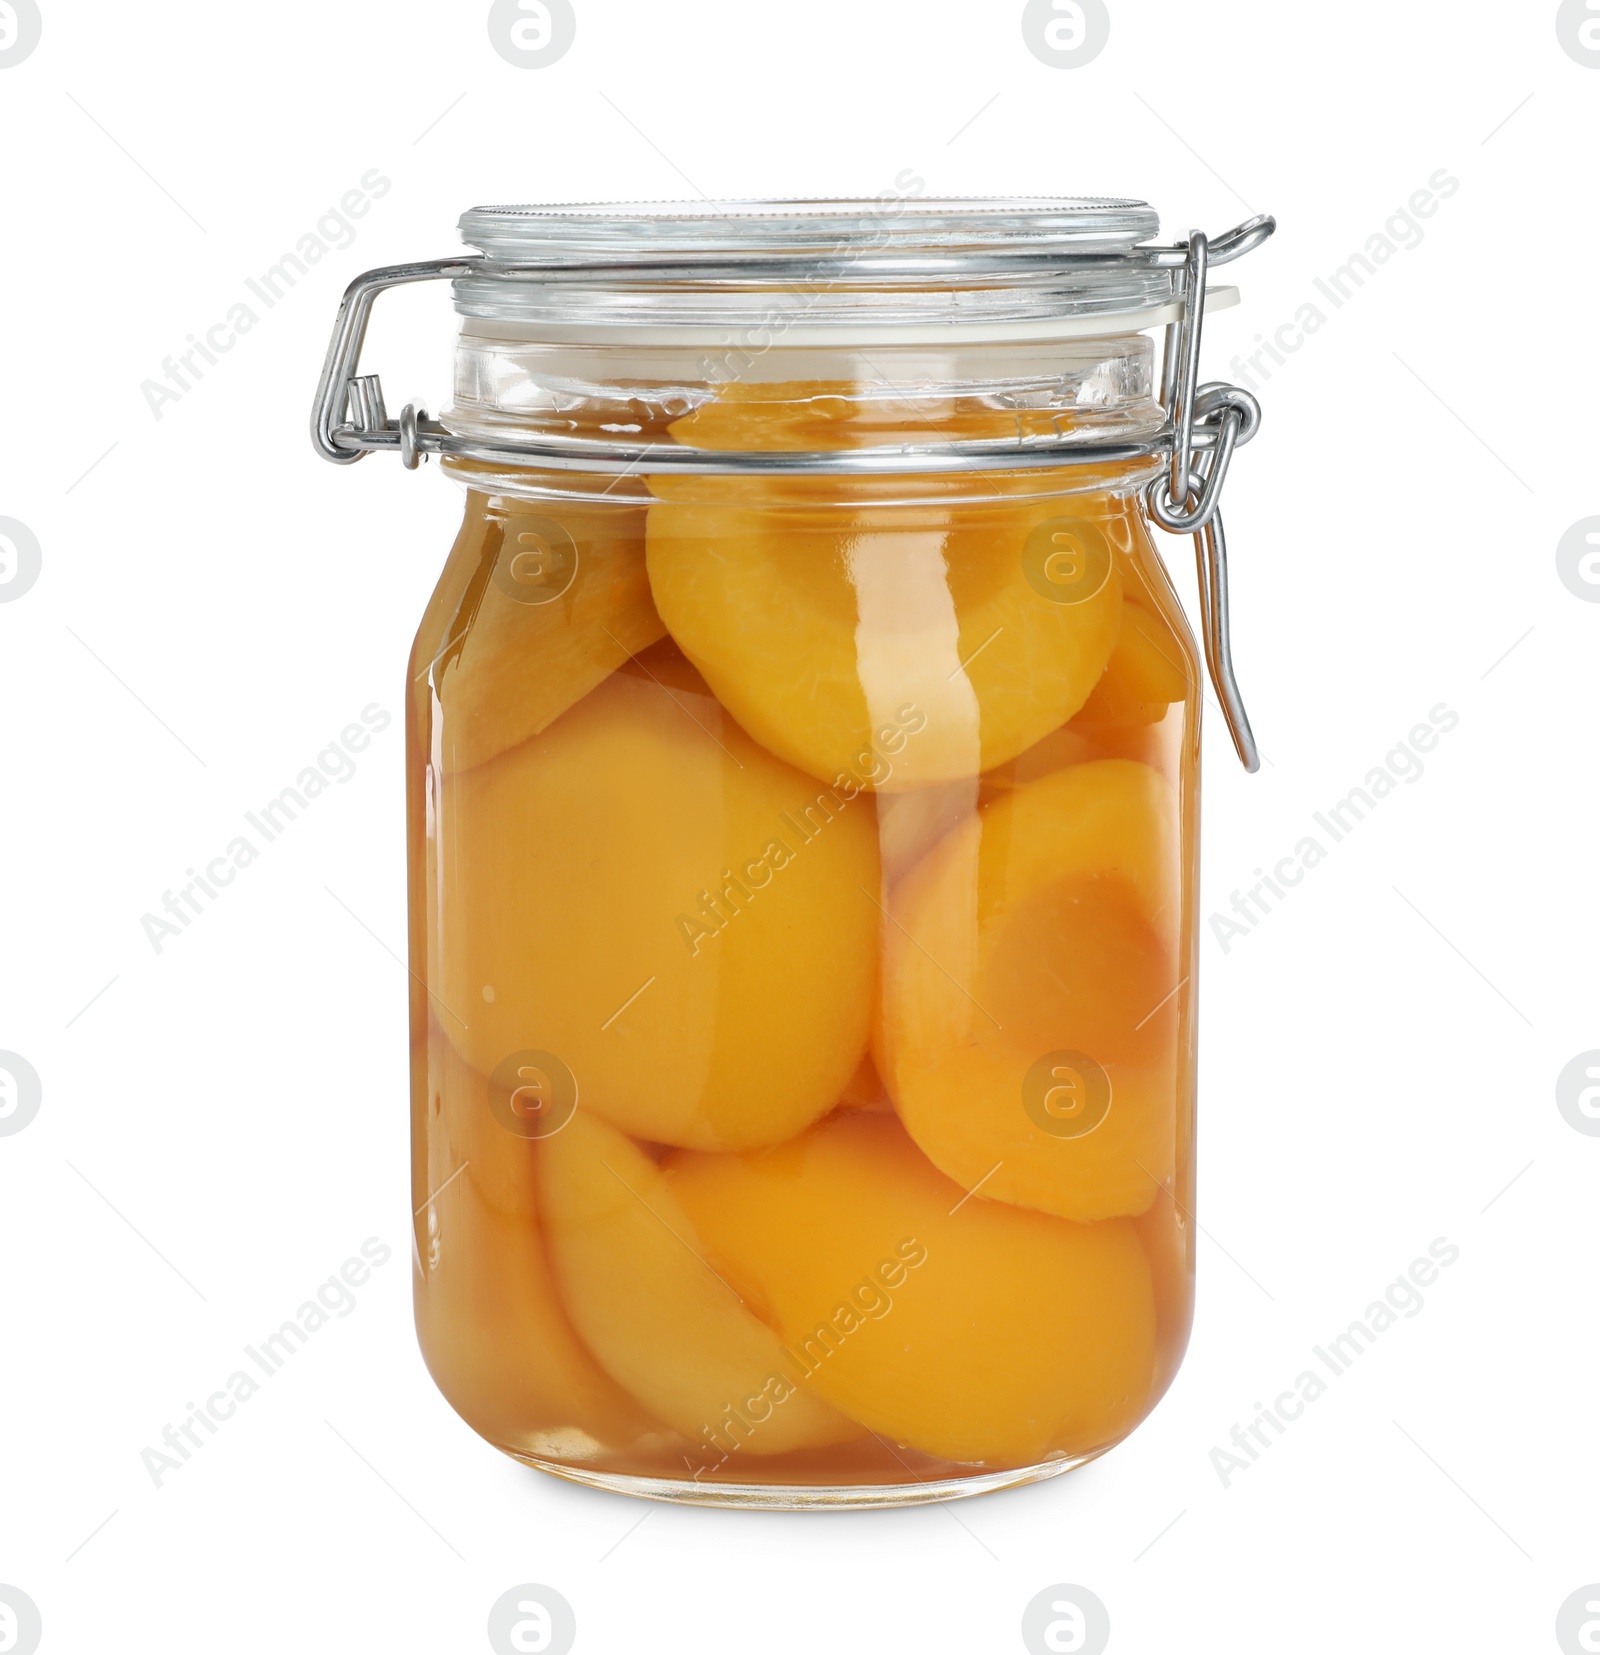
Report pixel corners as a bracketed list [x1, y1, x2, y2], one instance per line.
[875, 759, 1183, 1221]
[413, 1020, 541, 1225]
[874, 778, 981, 887]
[412, 490, 666, 775]
[978, 723, 1101, 801]
[1070, 597, 1191, 733]
[664, 1112, 1155, 1465]
[411, 1033, 666, 1458]
[644, 489, 1124, 791]
[978, 712, 1171, 797]
[666, 379, 1085, 454]
[662, 381, 1192, 468]
[536, 1111, 858, 1454]
[435, 643, 880, 1150]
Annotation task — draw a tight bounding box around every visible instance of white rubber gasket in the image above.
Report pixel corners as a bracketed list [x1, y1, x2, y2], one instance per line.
[457, 286, 1240, 348]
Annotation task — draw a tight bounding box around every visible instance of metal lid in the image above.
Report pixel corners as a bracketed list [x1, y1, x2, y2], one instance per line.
[452, 197, 1178, 330]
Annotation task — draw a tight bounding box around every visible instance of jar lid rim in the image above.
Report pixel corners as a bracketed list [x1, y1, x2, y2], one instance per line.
[458, 197, 1161, 261]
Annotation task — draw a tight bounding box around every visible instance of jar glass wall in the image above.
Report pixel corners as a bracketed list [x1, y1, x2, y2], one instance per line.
[407, 332, 1200, 1506]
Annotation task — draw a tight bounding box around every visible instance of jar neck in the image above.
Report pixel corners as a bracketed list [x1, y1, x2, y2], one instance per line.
[450, 330, 1156, 432]
[441, 331, 1164, 504]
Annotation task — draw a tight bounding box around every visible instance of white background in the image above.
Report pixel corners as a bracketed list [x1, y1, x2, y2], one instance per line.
[1, 2, 1597, 1651]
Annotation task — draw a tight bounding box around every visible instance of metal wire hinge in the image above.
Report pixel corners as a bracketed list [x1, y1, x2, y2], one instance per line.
[309, 217, 1274, 768]
[1145, 229, 1264, 771]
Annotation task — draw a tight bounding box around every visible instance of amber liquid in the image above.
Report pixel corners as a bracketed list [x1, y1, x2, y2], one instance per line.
[408, 418, 1199, 1498]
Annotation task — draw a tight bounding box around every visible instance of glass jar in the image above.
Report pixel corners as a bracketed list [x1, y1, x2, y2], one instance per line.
[314, 199, 1272, 1508]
